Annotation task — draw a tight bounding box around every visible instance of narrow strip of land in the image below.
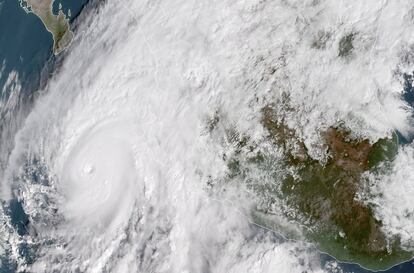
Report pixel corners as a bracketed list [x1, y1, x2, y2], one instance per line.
[19, 0, 73, 54]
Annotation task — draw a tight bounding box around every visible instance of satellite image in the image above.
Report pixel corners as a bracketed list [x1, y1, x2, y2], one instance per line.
[1, 0, 414, 272]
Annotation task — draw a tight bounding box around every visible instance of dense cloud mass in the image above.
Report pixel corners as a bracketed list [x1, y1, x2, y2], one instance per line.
[2, 0, 414, 272]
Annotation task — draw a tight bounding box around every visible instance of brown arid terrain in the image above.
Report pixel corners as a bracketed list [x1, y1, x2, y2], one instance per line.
[20, 0, 73, 54]
[258, 104, 411, 270]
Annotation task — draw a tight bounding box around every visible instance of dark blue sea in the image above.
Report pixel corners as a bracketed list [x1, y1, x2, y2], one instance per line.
[0, 0, 413, 272]
[0, 1, 87, 272]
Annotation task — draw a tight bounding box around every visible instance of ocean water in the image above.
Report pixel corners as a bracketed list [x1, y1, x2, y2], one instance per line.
[322, 254, 414, 273]
[344, 260, 414, 273]
[0, 0, 89, 90]
[0, 2, 54, 269]
[0, 0, 52, 91]
[1, 1, 414, 273]
[52, 0, 89, 23]
[0, 0, 87, 272]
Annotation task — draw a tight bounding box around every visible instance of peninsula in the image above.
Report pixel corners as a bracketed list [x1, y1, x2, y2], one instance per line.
[19, 0, 73, 54]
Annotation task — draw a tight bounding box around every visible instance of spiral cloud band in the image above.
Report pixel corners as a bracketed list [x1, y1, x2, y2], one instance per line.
[0, 1, 324, 271]
[2, 0, 414, 272]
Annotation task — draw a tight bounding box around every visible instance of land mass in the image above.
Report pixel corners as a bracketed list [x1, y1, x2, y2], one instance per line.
[261, 105, 412, 270]
[209, 98, 412, 271]
[19, 0, 73, 54]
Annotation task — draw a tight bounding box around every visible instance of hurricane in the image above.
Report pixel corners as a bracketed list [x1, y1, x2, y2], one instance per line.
[2, 0, 414, 272]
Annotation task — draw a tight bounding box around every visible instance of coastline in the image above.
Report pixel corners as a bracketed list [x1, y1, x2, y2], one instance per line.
[2, 1, 414, 272]
[18, 0, 73, 54]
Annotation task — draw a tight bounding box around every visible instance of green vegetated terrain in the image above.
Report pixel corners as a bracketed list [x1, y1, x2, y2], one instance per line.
[263, 105, 412, 271]
[211, 98, 412, 271]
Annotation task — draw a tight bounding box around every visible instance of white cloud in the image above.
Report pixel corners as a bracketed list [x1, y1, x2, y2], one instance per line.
[366, 145, 414, 250]
[3, 0, 414, 271]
